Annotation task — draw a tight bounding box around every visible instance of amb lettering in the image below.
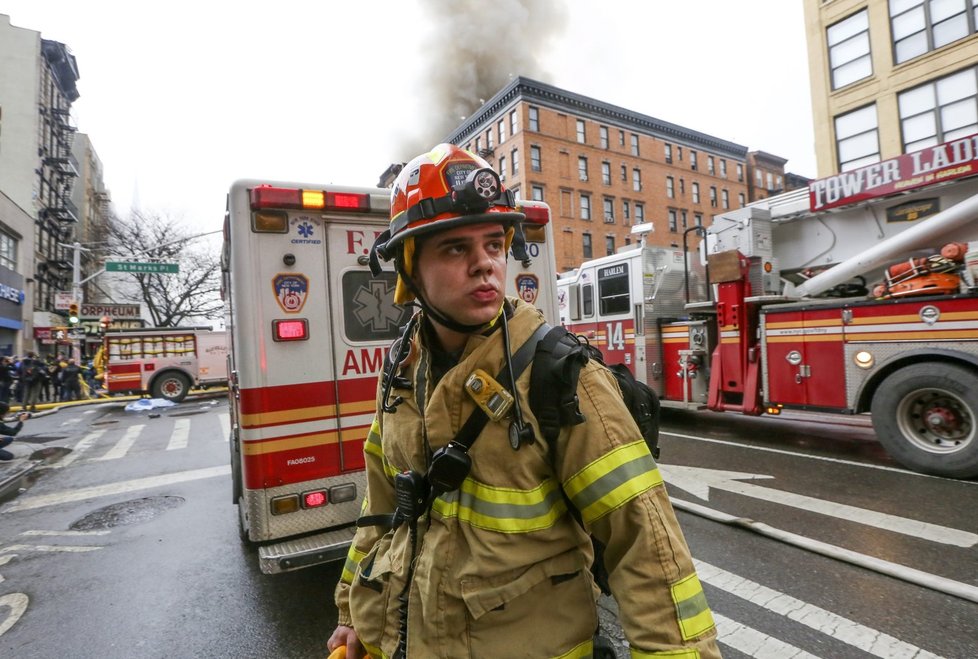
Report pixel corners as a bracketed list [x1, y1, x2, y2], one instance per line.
[347, 229, 387, 256]
[342, 346, 389, 376]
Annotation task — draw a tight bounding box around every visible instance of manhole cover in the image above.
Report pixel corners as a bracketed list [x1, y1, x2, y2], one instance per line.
[69, 496, 185, 530]
[16, 434, 70, 444]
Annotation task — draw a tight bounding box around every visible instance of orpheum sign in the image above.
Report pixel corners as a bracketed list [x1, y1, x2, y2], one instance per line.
[809, 133, 978, 212]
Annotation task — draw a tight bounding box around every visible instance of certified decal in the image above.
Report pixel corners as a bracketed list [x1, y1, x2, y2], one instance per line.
[273, 273, 309, 313]
[515, 274, 539, 304]
[290, 215, 323, 245]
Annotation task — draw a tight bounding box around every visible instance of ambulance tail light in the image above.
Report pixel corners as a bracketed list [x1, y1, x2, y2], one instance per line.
[302, 489, 328, 509]
[273, 319, 309, 341]
[250, 186, 371, 213]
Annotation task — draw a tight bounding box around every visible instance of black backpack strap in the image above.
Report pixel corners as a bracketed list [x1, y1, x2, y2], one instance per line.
[529, 325, 590, 443]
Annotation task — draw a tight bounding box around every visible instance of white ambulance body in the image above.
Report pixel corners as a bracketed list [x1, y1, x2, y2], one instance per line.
[222, 179, 559, 573]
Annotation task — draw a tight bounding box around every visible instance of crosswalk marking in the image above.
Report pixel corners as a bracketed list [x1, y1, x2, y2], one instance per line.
[20, 530, 110, 537]
[51, 430, 106, 469]
[714, 613, 820, 659]
[166, 418, 191, 451]
[218, 412, 230, 442]
[0, 544, 101, 554]
[97, 424, 144, 461]
[696, 559, 941, 659]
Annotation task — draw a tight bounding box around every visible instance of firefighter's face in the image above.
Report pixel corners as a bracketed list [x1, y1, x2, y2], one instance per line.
[414, 222, 507, 328]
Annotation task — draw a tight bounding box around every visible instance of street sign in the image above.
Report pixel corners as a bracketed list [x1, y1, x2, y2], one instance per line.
[106, 261, 179, 274]
[54, 291, 78, 310]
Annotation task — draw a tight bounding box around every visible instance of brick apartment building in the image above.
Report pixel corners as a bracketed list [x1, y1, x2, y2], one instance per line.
[443, 77, 797, 272]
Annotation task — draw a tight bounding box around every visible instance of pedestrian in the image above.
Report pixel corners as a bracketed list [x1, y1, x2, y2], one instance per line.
[327, 145, 719, 659]
[19, 352, 42, 412]
[61, 358, 82, 401]
[0, 401, 30, 462]
[0, 356, 12, 403]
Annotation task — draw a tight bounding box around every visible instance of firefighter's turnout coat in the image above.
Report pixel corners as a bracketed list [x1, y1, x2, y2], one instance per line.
[335, 299, 720, 658]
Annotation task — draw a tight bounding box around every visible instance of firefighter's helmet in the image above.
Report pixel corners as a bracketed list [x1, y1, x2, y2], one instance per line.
[371, 144, 522, 305]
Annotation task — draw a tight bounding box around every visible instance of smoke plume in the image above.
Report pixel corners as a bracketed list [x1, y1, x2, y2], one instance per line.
[397, 0, 569, 160]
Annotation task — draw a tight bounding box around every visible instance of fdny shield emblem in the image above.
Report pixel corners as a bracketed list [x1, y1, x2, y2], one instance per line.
[515, 274, 539, 304]
[273, 273, 309, 313]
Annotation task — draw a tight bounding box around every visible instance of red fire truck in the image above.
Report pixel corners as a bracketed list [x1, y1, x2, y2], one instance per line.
[222, 178, 559, 573]
[558, 134, 978, 478]
[97, 327, 228, 402]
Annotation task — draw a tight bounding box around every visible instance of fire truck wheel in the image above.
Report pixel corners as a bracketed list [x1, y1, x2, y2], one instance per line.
[151, 372, 191, 402]
[871, 363, 978, 478]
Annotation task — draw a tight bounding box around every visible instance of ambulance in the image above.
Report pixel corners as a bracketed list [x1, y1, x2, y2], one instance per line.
[221, 179, 558, 573]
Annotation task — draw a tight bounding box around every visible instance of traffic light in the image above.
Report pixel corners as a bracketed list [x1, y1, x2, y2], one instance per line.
[68, 302, 79, 325]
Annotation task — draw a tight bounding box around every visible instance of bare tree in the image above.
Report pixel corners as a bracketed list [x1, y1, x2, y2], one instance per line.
[96, 209, 223, 327]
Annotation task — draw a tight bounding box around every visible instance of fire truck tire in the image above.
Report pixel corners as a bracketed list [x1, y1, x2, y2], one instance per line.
[871, 363, 978, 478]
[151, 372, 191, 402]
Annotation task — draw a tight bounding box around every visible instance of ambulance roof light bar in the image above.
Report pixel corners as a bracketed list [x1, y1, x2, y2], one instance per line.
[520, 203, 550, 225]
[250, 185, 371, 213]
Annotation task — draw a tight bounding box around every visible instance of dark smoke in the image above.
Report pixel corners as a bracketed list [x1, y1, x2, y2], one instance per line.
[397, 0, 569, 160]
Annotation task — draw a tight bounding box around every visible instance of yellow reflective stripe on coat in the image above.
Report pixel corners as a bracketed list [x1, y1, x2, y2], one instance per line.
[431, 476, 568, 532]
[360, 639, 386, 659]
[562, 440, 661, 525]
[363, 416, 399, 479]
[630, 649, 700, 658]
[340, 544, 367, 585]
[671, 573, 715, 641]
[554, 637, 592, 658]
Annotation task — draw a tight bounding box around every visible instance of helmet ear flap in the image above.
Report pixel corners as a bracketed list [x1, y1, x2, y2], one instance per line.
[369, 229, 393, 276]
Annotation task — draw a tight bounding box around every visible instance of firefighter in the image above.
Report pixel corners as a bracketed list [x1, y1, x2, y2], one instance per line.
[327, 144, 720, 659]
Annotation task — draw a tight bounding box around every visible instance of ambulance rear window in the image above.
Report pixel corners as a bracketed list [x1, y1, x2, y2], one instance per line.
[342, 271, 413, 342]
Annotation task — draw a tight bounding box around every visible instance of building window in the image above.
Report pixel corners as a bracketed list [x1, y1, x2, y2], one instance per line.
[620, 164, 627, 181]
[835, 103, 880, 171]
[510, 109, 519, 135]
[529, 106, 539, 132]
[577, 119, 586, 144]
[580, 193, 591, 220]
[486, 127, 494, 149]
[664, 143, 673, 163]
[498, 155, 506, 180]
[605, 235, 615, 256]
[720, 159, 727, 178]
[0, 230, 16, 270]
[635, 203, 645, 223]
[898, 65, 978, 152]
[619, 129, 625, 146]
[511, 148, 519, 175]
[766, 172, 774, 190]
[603, 198, 615, 223]
[755, 169, 763, 185]
[602, 161, 611, 185]
[498, 119, 506, 144]
[710, 186, 718, 207]
[891, 0, 978, 65]
[776, 175, 783, 189]
[668, 209, 678, 232]
[737, 163, 744, 181]
[722, 189, 730, 209]
[623, 200, 630, 221]
[666, 176, 675, 198]
[583, 233, 593, 259]
[530, 145, 542, 171]
[695, 213, 703, 226]
[475, 136, 482, 152]
[600, 126, 609, 149]
[708, 156, 715, 175]
[630, 133, 639, 156]
[738, 193, 746, 207]
[692, 182, 700, 204]
[690, 150, 698, 171]
[681, 210, 688, 229]
[579, 157, 589, 181]
[828, 9, 872, 89]
[679, 178, 685, 195]
[632, 168, 642, 191]
[531, 185, 544, 201]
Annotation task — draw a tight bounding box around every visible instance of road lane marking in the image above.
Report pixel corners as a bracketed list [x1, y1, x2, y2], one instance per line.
[20, 530, 110, 537]
[662, 464, 978, 547]
[714, 612, 820, 659]
[166, 418, 191, 451]
[51, 430, 107, 468]
[662, 430, 978, 484]
[218, 413, 230, 442]
[0, 592, 29, 637]
[696, 559, 943, 658]
[96, 424, 144, 461]
[0, 544, 101, 553]
[2, 465, 230, 512]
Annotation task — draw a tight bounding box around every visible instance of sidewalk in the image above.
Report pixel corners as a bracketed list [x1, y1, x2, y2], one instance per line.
[0, 388, 228, 501]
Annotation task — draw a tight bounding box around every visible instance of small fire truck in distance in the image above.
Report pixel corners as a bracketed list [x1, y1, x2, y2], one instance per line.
[559, 133, 978, 478]
[98, 327, 228, 402]
[222, 179, 559, 573]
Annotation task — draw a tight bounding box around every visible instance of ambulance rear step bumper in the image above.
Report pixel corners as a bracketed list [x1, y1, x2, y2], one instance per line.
[258, 525, 356, 574]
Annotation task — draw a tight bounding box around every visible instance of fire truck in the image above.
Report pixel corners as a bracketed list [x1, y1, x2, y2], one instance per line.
[221, 179, 559, 573]
[97, 327, 228, 402]
[558, 134, 978, 478]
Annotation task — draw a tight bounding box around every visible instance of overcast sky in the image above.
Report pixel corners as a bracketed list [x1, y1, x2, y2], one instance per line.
[1, 0, 816, 239]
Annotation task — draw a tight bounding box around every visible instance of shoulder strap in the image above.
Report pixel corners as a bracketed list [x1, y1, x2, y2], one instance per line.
[529, 325, 590, 443]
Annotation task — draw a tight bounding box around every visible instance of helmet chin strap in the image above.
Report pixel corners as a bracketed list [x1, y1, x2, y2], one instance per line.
[394, 258, 500, 335]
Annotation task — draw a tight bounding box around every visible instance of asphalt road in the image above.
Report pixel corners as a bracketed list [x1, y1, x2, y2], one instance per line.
[0, 400, 975, 658]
